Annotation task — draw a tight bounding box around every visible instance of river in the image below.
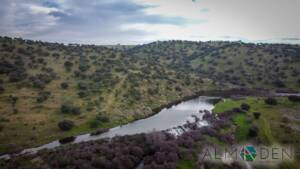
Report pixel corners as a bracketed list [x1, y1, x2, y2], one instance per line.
[0, 96, 217, 159]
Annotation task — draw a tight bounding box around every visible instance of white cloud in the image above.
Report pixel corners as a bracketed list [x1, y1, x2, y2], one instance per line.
[27, 5, 61, 14]
[0, 0, 299, 44]
[131, 0, 300, 43]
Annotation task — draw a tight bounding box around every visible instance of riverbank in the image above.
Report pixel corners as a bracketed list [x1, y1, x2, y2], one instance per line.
[1, 95, 300, 169]
[0, 96, 215, 159]
[0, 95, 237, 169]
[0, 88, 297, 156]
[0, 88, 294, 154]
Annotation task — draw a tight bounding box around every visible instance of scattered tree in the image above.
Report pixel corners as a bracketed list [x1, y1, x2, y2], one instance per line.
[58, 120, 74, 131]
[253, 112, 261, 119]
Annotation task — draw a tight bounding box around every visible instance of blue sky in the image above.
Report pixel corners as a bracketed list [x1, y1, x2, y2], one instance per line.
[0, 0, 299, 44]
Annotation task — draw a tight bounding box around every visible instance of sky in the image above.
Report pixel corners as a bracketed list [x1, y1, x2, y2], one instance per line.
[0, 0, 299, 45]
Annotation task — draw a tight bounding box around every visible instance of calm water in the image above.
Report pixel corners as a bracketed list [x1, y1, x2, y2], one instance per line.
[1, 96, 216, 159]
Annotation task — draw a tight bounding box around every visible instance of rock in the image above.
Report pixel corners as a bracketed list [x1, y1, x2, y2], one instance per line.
[90, 128, 109, 136]
[59, 136, 76, 144]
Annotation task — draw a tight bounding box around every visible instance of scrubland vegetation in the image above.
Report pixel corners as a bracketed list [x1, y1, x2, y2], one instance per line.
[0, 36, 299, 168]
[1, 95, 299, 169]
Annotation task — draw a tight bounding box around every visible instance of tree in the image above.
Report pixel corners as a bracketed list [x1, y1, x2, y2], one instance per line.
[248, 126, 258, 138]
[58, 120, 74, 131]
[253, 112, 261, 119]
[240, 103, 250, 111]
[64, 61, 73, 71]
[96, 113, 110, 123]
[8, 70, 27, 82]
[272, 80, 286, 88]
[36, 91, 51, 103]
[60, 82, 69, 89]
[60, 103, 81, 115]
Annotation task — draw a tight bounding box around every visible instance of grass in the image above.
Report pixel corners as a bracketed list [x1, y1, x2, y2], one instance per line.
[212, 99, 240, 113]
[178, 160, 197, 169]
[213, 97, 300, 145]
[211, 96, 300, 167]
[232, 114, 251, 142]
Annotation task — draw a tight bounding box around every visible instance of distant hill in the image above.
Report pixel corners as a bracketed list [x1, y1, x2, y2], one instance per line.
[0, 37, 299, 153]
[127, 40, 300, 89]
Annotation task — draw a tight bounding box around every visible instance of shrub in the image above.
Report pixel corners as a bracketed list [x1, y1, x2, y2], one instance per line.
[272, 80, 286, 88]
[64, 61, 73, 69]
[175, 86, 181, 91]
[288, 95, 300, 102]
[9, 70, 27, 82]
[0, 85, 4, 93]
[248, 126, 259, 138]
[281, 116, 290, 123]
[60, 82, 69, 89]
[79, 63, 90, 72]
[90, 128, 109, 136]
[78, 91, 89, 98]
[60, 103, 81, 115]
[89, 119, 101, 128]
[30, 73, 56, 89]
[232, 107, 245, 113]
[253, 112, 261, 119]
[0, 124, 3, 132]
[240, 103, 250, 111]
[78, 82, 88, 90]
[9, 95, 18, 106]
[58, 120, 74, 131]
[36, 91, 51, 103]
[96, 113, 110, 123]
[264, 97, 277, 105]
[59, 136, 76, 144]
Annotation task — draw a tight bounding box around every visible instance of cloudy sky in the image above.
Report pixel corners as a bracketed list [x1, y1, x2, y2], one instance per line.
[0, 0, 299, 44]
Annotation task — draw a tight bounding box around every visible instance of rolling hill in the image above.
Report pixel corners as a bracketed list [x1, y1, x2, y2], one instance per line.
[0, 37, 299, 153]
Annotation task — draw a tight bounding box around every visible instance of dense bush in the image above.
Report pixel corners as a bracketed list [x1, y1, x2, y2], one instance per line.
[60, 103, 81, 115]
[288, 95, 300, 102]
[9, 95, 18, 107]
[96, 113, 110, 123]
[36, 91, 51, 103]
[232, 107, 245, 113]
[58, 120, 74, 131]
[8, 71, 27, 82]
[0, 124, 3, 132]
[253, 112, 261, 119]
[78, 91, 88, 98]
[89, 119, 101, 128]
[272, 80, 286, 88]
[64, 61, 73, 70]
[264, 97, 278, 105]
[30, 72, 56, 89]
[240, 103, 250, 111]
[248, 126, 259, 138]
[281, 116, 290, 123]
[60, 82, 69, 89]
[0, 85, 4, 93]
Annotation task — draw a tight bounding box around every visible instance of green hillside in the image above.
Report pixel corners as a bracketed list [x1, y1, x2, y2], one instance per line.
[0, 37, 299, 154]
